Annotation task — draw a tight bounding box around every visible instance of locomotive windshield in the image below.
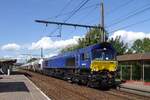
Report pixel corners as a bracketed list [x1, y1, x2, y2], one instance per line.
[92, 48, 115, 60]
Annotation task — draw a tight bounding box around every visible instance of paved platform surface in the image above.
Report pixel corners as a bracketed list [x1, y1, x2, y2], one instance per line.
[121, 81, 150, 92]
[120, 82, 150, 97]
[0, 75, 51, 100]
[121, 82, 150, 92]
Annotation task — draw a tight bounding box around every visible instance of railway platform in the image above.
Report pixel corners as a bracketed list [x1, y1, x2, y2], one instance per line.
[0, 75, 51, 100]
[119, 81, 150, 97]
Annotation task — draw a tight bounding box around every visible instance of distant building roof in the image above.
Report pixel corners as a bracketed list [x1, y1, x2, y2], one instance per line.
[0, 59, 17, 64]
[117, 53, 150, 61]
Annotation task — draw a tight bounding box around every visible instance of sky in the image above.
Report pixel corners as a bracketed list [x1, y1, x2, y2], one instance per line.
[0, 0, 150, 61]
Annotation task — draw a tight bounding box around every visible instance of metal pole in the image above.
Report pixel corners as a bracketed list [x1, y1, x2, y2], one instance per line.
[130, 64, 132, 80]
[7, 65, 10, 76]
[143, 61, 144, 82]
[101, 0, 104, 29]
[120, 65, 122, 80]
[41, 48, 43, 58]
[100, 0, 105, 42]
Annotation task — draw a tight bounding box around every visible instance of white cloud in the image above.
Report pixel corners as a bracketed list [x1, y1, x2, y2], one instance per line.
[29, 36, 81, 50]
[2, 55, 13, 58]
[1, 43, 20, 51]
[110, 30, 150, 45]
[45, 53, 58, 58]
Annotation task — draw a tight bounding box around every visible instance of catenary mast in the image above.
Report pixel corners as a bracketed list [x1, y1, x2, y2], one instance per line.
[100, 0, 105, 42]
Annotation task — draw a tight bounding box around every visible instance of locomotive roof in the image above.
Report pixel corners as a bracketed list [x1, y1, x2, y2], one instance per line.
[47, 42, 115, 60]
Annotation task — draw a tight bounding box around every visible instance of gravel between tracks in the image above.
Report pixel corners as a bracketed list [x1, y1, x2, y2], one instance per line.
[18, 70, 149, 100]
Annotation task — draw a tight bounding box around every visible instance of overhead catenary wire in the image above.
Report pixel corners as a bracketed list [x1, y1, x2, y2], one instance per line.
[77, 5, 99, 23]
[47, 26, 60, 37]
[48, 0, 91, 37]
[45, 0, 74, 20]
[107, 3, 150, 28]
[109, 17, 150, 33]
[106, 0, 134, 15]
[56, 0, 74, 16]
[46, 3, 100, 20]
[46, 0, 74, 37]
[64, 0, 91, 22]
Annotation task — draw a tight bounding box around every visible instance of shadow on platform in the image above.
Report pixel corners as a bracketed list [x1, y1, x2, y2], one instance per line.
[0, 82, 29, 93]
[11, 71, 32, 78]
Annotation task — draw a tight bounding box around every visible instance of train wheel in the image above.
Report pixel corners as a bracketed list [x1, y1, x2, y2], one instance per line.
[100, 80, 109, 90]
[87, 80, 95, 88]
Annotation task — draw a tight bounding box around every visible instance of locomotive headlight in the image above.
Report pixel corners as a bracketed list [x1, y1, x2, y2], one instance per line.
[103, 48, 106, 50]
[108, 73, 112, 78]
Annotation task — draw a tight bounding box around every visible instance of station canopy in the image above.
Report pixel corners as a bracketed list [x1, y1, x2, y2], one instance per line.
[0, 59, 17, 65]
[117, 53, 150, 62]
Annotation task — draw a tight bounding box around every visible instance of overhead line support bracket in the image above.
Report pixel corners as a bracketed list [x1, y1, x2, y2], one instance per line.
[35, 20, 102, 29]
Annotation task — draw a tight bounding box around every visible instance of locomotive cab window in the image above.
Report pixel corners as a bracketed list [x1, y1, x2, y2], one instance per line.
[81, 53, 89, 61]
[92, 48, 115, 60]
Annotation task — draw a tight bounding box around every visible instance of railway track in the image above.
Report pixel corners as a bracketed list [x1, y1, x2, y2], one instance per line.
[17, 70, 150, 100]
[118, 85, 150, 97]
[105, 89, 149, 100]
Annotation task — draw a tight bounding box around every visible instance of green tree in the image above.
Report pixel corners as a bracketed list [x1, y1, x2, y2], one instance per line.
[132, 38, 150, 53]
[61, 28, 106, 53]
[132, 39, 143, 53]
[85, 28, 102, 45]
[143, 38, 150, 52]
[126, 48, 133, 54]
[108, 36, 128, 55]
